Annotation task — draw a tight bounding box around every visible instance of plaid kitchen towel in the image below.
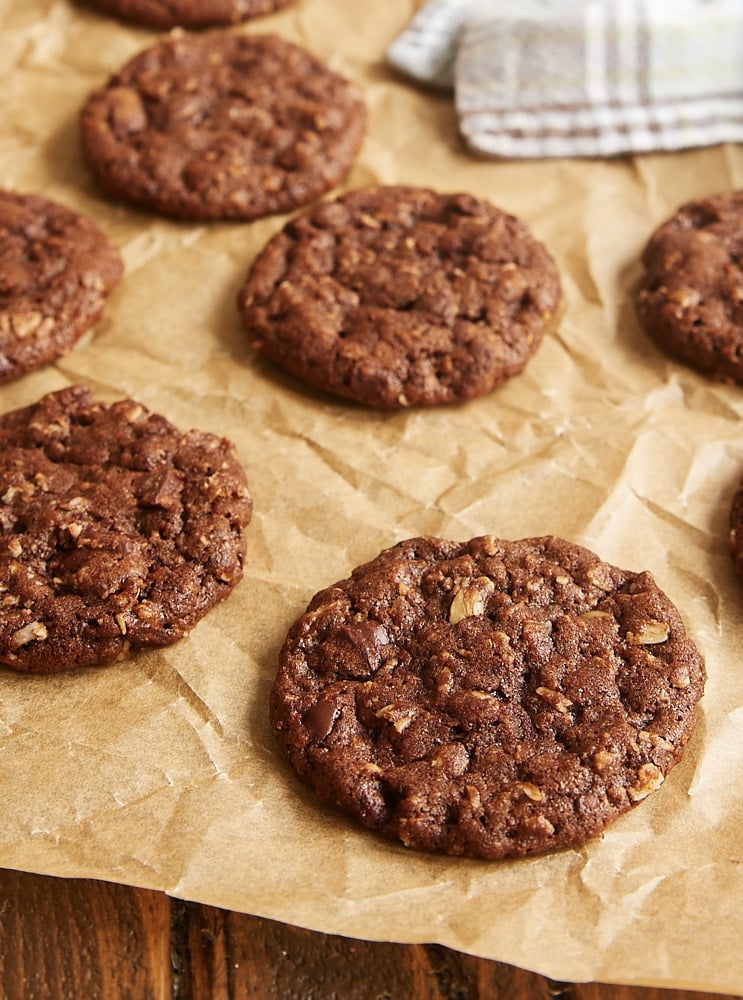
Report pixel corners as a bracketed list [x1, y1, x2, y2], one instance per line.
[387, 0, 467, 88]
[388, 0, 743, 158]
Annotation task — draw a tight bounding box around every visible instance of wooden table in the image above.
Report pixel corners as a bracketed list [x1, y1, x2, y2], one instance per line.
[0, 869, 737, 1000]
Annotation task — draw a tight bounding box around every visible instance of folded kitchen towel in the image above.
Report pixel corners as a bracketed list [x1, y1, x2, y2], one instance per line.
[387, 0, 468, 88]
[388, 0, 743, 159]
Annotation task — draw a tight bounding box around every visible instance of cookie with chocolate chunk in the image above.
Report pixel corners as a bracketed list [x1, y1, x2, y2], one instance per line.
[239, 185, 561, 407]
[79, 32, 366, 222]
[0, 386, 252, 673]
[0, 190, 122, 384]
[270, 535, 705, 859]
[636, 189, 743, 382]
[85, 0, 293, 29]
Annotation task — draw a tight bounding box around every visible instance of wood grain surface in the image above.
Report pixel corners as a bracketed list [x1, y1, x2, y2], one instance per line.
[0, 869, 738, 1000]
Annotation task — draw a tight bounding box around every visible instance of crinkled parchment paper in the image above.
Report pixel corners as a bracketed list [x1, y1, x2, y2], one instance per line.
[1, 0, 742, 992]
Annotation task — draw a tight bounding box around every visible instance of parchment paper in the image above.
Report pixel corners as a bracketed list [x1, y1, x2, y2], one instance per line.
[1, 0, 742, 993]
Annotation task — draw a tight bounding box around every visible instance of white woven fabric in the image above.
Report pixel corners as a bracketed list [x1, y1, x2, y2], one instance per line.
[387, 0, 468, 88]
[388, 0, 743, 158]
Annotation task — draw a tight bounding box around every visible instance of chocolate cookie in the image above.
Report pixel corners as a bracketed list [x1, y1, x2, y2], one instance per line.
[636, 189, 743, 382]
[271, 535, 705, 859]
[0, 386, 252, 673]
[0, 191, 122, 384]
[84, 0, 293, 29]
[79, 32, 366, 222]
[238, 186, 561, 407]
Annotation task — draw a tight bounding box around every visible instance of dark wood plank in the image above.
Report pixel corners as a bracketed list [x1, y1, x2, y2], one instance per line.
[571, 986, 739, 1000]
[176, 901, 742, 1000]
[0, 871, 740, 1000]
[0, 869, 171, 1000]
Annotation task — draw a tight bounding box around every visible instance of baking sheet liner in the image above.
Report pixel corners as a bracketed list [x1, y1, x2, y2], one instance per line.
[1, 0, 742, 992]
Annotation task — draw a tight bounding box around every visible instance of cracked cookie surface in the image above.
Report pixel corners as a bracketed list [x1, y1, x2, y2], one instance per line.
[0, 386, 252, 673]
[80, 32, 366, 221]
[0, 190, 122, 384]
[636, 189, 743, 382]
[84, 0, 293, 29]
[239, 185, 561, 407]
[270, 535, 705, 859]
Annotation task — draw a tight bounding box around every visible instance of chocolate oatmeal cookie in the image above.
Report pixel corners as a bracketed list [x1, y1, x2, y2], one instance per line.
[0, 191, 122, 384]
[84, 0, 293, 29]
[79, 32, 366, 222]
[239, 186, 561, 407]
[636, 189, 743, 382]
[0, 386, 252, 673]
[271, 535, 705, 859]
